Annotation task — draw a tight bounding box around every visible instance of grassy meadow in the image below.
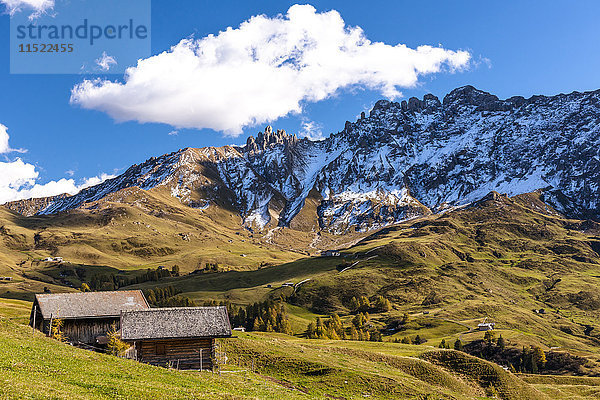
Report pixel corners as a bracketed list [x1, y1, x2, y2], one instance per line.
[2, 190, 600, 398]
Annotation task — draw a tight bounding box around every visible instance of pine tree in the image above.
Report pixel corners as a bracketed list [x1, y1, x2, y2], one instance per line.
[362, 329, 370, 341]
[370, 330, 382, 342]
[330, 313, 343, 334]
[340, 328, 347, 340]
[315, 317, 323, 336]
[279, 318, 293, 335]
[532, 346, 546, 370]
[374, 295, 392, 312]
[328, 327, 340, 340]
[531, 356, 538, 374]
[358, 296, 371, 312]
[454, 338, 463, 351]
[252, 317, 263, 331]
[497, 335, 506, 350]
[265, 321, 274, 332]
[306, 322, 317, 339]
[349, 296, 360, 313]
[522, 346, 532, 373]
[484, 330, 495, 343]
[352, 313, 365, 328]
[439, 339, 447, 348]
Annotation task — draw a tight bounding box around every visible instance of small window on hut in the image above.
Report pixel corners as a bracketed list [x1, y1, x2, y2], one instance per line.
[155, 343, 166, 355]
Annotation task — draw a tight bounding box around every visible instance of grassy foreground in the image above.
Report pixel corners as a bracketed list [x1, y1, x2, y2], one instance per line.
[0, 314, 306, 400]
[1, 302, 600, 400]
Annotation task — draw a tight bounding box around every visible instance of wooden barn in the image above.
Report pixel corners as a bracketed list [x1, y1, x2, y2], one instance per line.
[121, 306, 232, 370]
[29, 290, 149, 346]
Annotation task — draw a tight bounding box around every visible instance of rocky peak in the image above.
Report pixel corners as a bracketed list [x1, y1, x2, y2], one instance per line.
[406, 94, 441, 113]
[245, 126, 298, 153]
[19, 85, 600, 234]
[442, 85, 500, 109]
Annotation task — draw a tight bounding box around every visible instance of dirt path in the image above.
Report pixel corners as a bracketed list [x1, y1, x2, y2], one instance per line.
[339, 255, 378, 273]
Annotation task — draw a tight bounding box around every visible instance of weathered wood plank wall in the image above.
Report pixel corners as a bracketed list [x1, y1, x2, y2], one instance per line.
[135, 338, 215, 370]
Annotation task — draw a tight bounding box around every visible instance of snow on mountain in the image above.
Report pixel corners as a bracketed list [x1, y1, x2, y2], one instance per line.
[33, 86, 600, 232]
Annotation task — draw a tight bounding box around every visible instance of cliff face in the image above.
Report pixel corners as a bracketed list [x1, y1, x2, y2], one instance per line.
[4, 194, 69, 216]
[17, 86, 600, 233]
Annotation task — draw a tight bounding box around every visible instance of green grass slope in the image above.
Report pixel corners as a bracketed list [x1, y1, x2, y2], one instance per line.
[0, 185, 370, 300]
[0, 305, 541, 400]
[124, 192, 600, 375]
[0, 316, 309, 400]
[3, 299, 600, 399]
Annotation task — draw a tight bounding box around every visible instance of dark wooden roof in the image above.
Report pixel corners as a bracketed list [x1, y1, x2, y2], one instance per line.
[34, 290, 149, 320]
[120, 306, 232, 340]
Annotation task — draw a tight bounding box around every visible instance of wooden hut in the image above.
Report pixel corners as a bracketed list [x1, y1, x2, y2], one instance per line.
[29, 290, 149, 346]
[120, 306, 232, 370]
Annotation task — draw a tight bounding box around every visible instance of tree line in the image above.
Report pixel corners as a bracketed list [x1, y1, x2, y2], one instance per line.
[222, 298, 293, 335]
[348, 295, 392, 313]
[143, 285, 197, 307]
[306, 312, 383, 342]
[84, 265, 180, 291]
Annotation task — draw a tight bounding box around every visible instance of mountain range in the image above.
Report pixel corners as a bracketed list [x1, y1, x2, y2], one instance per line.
[6, 85, 600, 233]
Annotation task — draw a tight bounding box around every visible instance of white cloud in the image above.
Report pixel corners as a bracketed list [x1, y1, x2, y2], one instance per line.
[79, 173, 115, 189]
[0, 124, 115, 204]
[1, 0, 54, 18]
[0, 160, 115, 204]
[95, 52, 117, 72]
[70, 4, 471, 136]
[299, 120, 324, 141]
[0, 123, 26, 154]
[0, 124, 10, 153]
[167, 130, 178, 136]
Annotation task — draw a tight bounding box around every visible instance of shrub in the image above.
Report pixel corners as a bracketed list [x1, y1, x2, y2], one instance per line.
[107, 323, 130, 357]
[51, 318, 66, 343]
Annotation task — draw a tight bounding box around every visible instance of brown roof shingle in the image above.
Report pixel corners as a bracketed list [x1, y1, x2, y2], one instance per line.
[34, 290, 149, 319]
[120, 306, 232, 340]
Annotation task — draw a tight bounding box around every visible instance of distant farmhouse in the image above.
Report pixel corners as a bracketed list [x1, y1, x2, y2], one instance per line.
[29, 290, 149, 346]
[478, 320, 496, 331]
[121, 307, 232, 370]
[42, 257, 63, 262]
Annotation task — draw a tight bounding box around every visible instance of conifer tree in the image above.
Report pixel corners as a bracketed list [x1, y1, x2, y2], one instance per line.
[306, 322, 317, 339]
[358, 296, 371, 312]
[497, 335, 506, 350]
[454, 338, 463, 351]
[349, 296, 360, 313]
[532, 346, 546, 370]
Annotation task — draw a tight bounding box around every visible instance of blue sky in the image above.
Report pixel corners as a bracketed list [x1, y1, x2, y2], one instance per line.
[1, 0, 600, 202]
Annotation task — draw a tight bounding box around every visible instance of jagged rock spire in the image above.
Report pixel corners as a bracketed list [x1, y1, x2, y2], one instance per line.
[245, 126, 298, 153]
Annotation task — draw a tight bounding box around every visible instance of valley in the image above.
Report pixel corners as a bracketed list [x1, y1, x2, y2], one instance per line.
[2, 87, 600, 399]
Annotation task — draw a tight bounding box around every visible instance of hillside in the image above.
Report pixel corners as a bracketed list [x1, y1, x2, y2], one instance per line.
[0, 189, 367, 300]
[4, 301, 600, 400]
[113, 191, 600, 376]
